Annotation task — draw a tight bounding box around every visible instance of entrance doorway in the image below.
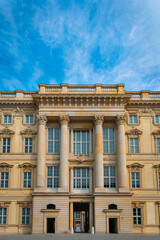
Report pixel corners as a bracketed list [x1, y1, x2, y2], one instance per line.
[73, 203, 89, 233]
[109, 218, 118, 233]
[47, 218, 55, 233]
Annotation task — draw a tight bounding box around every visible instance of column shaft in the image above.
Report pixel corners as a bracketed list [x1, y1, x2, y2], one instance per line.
[70, 202, 73, 229]
[89, 202, 93, 232]
[89, 168, 93, 193]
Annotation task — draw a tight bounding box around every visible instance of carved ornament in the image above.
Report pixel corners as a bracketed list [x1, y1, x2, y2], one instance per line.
[13, 106, 24, 116]
[95, 115, 104, 125]
[140, 107, 153, 113]
[18, 163, 36, 170]
[132, 202, 145, 208]
[152, 129, 160, 136]
[116, 115, 126, 125]
[76, 153, 88, 163]
[20, 128, 37, 136]
[0, 127, 15, 136]
[153, 164, 160, 170]
[59, 115, 69, 125]
[126, 128, 143, 136]
[0, 163, 13, 171]
[127, 163, 144, 170]
[37, 114, 47, 125]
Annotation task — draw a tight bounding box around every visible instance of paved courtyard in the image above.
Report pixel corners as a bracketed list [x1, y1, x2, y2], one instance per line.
[0, 234, 160, 240]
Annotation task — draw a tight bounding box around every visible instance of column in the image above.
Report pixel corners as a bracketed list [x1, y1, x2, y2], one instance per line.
[89, 202, 93, 232]
[36, 114, 47, 190]
[94, 115, 104, 191]
[70, 202, 73, 229]
[59, 115, 69, 192]
[116, 115, 129, 192]
[89, 168, 93, 193]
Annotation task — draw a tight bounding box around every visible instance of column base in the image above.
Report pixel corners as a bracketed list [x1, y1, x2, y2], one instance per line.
[58, 187, 69, 193]
[94, 187, 105, 193]
[34, 186, 46, 192]
[118, 187, 130, 193]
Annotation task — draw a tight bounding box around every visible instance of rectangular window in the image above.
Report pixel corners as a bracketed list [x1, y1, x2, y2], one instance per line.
[23, 172, 32, 188]
[25, 138, 33, 153]
[47, 166, 59, 188]
[156, 138, 160, 153]
[103, 128, 115, 153]
[155, 115, 160, 124]
[130, 138, 138, 153]
[48, 128, 60, 153]
[104, 166, 116, 188]
[73, 168, 89, 189]
[73, 130, 89, 155]
[0, 172, 9, 188]
[131, 172, 140, 188]
[129, 115, 137, 124]
[3, 138, 11, 153]
[133, 208, 141, 225]
[75, 211, 81, 219]
[25, 115, 34, 124]
[22, 208, 30, 224]
[159, 172, 160, 188]
[0, 208, 7, 224]
[4, 115, 11, 124]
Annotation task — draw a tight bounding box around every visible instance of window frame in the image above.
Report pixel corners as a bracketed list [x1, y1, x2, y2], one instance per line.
[156, 137, 160, 154]
[131, 172, 140, 188]
[73, 168, 90, 191]
[127, 163, 144, 190]
[103, 128, 115, 154]
[22, 207, 31, 225]
[47, 166, 59, 188]
[2, 138, 11, 153]
[48, 128, 60, 154]
[24, 138, 33, 153]
[129, 115, 138, 124]
[104, 166, 116, 189]
[0, 208, 7, 225]
[129, 138, 139, 153]
[0, 172, 9, 188]
[3, 115, 12, 124]
[23, 172, 32, 188]
[73, 130, 89, 155]
[133, 208, 142, 225]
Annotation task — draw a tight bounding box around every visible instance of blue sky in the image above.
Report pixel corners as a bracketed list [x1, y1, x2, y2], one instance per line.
[0, 0, 160, 91]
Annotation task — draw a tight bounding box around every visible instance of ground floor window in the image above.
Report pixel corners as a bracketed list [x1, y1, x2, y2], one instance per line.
[0, 208, 7, 224]
[22, 208, 30, 224]
[133, 208, 141, 225]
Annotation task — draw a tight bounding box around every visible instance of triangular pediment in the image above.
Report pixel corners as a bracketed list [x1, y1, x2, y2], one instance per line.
[20, 128, 37, 136]
[126, 128, 143, 136]
[152, 129, 160, 135]
[0, 128, 15, 135]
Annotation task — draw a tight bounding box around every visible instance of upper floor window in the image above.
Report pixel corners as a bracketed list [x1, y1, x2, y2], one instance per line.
[0, 172, 9, 188]
[130, 138, 138, 153]
[48, 128, 60, 153]
[159, 172, 160, 188]
[25, 138, 33, 153]
[133, 208, 141, 225]
[3, 138, 11, 153]
[156, 138, 160, 153]
[0, 208, 7, 224]
[23, 172, 32, 188]
[129, 115, 137, 124]
[155, 115, 160, 124]
[104, 166, 116, 188]
[73, 130, 89, 155]
[25, 115, 34, 124]
[4, 115, 12, 124]
[73, 168, 89, 189]
[131, 172, 140, 188]
[103, 128, 115, 153]
[47, 166, 59, 188]
[22, 208, 30, 225]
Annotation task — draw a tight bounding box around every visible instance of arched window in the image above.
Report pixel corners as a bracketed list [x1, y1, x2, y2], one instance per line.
[108, 204, 117, 209]
[47, 204, 56, 209]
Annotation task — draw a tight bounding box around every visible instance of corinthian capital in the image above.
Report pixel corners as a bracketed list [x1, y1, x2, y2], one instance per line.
[37, 114, 47, 125]
[95, 115, 104, 125]
[116, 115, 126, 125]
[59, 115, 70, 125]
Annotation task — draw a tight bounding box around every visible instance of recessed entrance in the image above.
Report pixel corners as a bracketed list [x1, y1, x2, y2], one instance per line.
[109, 218, 118, 233]
[47, 218, 55, 233]
[73, 203, 89, 233]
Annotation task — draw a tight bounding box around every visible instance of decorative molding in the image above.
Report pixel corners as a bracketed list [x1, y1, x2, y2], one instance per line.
[59, 115, 69, 125]
[95, 115, 104, 125]
[152, 129, 160, 136]
[18, 162, 36, 170]
[0, 162, 13, 170]
[37, 114, 47, 125]
[116, 115, 126, 125]
[0, 127, 15, 136]
[139, 107, 153, 113]
[126, 128, 143, 136]
[0, 202, 11, 208]
[132, 202, 145, 208]
[13, 106, 24, 116]
[20, 128, 37, 136]
[127, 163, 144, 170]
[76, 153, 88, 163]
[17, 201, 32, 207]
[153, 164, 160, 171]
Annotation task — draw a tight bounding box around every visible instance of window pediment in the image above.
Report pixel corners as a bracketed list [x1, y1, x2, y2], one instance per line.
[152, 129, 160, 136]
[0, 162, 13, 170]
[0, 127, 15, 136]
[18, 163, 36, 170]
[127, 163, 144, 170]
[126, 128, 143, 136]
[20, 128, 37, 136]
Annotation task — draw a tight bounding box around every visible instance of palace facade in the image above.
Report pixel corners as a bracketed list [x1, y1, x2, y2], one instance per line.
[0, 84, 160, 234]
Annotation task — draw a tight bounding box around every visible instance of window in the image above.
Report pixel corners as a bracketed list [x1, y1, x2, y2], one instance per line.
[133, 208, 141, 225]
[129, 115, 137, 124]
[73, 168, 89, 189]
[3, 138, 11, 153]
[104, 166, 116, 188]
[131, 172, 140, 188]
[158, 172, 160, 188]
[4, 115, 11, 124]
[47, 166, 59, 188]
[25, 115, 34, 124]
[156, 138, 160, 153]
[75, 211, 80, 219]
[103, 128, 115, 153]
[0, 208, 7, 224]
[73, 130, 89, 155]
[23, 172, 32, 188]
[108, 204, 117, 209]
[155, 115, 160, 124]
[22, 208, 30, 224]
[130, 138, 138, 153]
[47, 204, 56, 209]
[0, 172, 9, 188]
[25, 138, 33, 153]
[48, 128, 60, 153]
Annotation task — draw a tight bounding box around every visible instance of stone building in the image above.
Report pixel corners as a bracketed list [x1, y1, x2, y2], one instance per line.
[0, 83, 160, 234]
